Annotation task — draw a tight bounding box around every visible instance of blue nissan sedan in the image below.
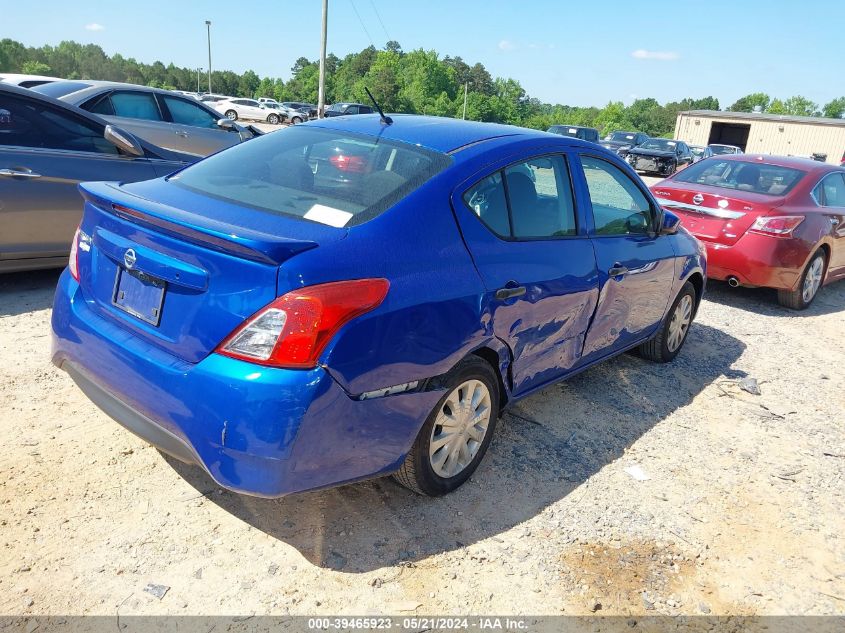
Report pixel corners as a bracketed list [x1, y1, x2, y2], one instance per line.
[51, 115, 706, 498]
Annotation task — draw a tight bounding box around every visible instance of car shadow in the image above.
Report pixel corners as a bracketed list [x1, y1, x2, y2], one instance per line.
[704, 279, 845, 317]
[0, 269, 61, 317]
[165, 322, 745, 573]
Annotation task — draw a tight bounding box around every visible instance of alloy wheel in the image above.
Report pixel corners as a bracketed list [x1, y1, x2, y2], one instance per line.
[667, 294, 693, 353]
[802, 256, 824, 303]
[429, 379, 492, 478]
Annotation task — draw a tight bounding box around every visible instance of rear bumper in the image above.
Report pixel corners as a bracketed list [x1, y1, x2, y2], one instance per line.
[50, 270, 441, 497]
[696, 233, 812, 290]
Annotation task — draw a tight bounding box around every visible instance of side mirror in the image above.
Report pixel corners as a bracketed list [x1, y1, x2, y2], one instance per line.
[660, 209, 682, 235]
[217, 118, 238, 132]
[104, 125, 144, 157]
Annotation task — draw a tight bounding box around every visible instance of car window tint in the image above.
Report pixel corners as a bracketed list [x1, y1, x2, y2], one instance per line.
[464, 172, 510, 236]
[504, 156, 576, 238]
[163, 96, 218, 129]
[814, 173, 845, 207]
[581, 156, 652, 236]
[170, 126, 450, 227]
[0, 94, 117, 155]
[110, 92, 162, 121]
[675, 159, 805, 196]
[85, 94, 115, 116]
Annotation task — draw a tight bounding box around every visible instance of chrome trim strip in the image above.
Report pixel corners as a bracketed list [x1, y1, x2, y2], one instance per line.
[655, 198, 745, 220]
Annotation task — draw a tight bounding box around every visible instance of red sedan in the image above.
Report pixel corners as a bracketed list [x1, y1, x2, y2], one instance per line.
[650, 155, 845, 309]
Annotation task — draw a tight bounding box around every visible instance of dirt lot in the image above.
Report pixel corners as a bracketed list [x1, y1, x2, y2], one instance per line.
[1, 200, 844, 618]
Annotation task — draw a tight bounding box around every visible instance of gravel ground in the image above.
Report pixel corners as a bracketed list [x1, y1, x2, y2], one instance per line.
[1, 263, 843, 619]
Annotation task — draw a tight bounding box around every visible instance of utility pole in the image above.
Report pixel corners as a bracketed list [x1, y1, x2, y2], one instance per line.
[196, 68, 201, 93]
[317, 0, 328, 119]
[205, 20, 212, 94]
[462, 82, 468, 119]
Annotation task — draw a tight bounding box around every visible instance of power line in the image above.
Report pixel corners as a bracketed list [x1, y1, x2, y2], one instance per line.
[348, 0, 374, 47]
[368, 0, 391, 42]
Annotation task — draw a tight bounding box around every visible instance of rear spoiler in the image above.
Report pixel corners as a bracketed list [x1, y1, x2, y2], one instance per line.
[79, 182, 317, 266]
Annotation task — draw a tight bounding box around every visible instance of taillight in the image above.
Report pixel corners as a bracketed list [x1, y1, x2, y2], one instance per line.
[216, 278, 389, 368]
[748, 215, 805, 237]
[68, 226, 81, 281]
[328, 154, 367, 173]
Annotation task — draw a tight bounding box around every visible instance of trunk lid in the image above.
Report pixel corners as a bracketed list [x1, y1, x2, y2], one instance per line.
[651, 182, 784, 246]
[77, 179, 342, 363]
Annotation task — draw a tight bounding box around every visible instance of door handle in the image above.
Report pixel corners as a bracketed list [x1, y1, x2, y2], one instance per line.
[495, 285, 526, 301]
[0, 168, 41, 178]
[608, 265, 629, 278]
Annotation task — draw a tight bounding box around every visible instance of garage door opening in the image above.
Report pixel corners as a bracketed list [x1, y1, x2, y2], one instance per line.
[708, 123, 751, 151]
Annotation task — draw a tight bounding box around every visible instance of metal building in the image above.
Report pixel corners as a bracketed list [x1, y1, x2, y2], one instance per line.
[674, 110, 845, 165]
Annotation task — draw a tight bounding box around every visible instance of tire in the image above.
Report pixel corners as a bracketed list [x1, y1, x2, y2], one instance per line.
[267, 113, 280, 125]
[291, 116, 303, 125]
[777, 249, 826, 310]
[225, 110, 238, 121]
[393, 357, 500, 496]
[639, 281, 696, 363]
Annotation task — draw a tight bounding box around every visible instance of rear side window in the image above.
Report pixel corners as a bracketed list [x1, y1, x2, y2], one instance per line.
[813, 172, 845, 207]
[169, 126, 451, 227]
[674, 159, 805, 196]
[463, 155, 577, 239]
[110, 92, 162, 121]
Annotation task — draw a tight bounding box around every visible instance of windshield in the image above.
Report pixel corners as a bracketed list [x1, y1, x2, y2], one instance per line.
[607, 132, 636, 143]
[639, 139, 676, 151]
[673, 160, 806, 196]
[169, 126, 451, 227]
[32, 81, 92, 99]
[709, 145, 738, 155]
[690, 147, 705, 158]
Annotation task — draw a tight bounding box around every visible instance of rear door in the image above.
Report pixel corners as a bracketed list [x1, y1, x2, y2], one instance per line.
[0, 91, 160, 264]
[575, 154, 677, 360]
[453, 152, 600, 395]
[813, 172, 845, 275]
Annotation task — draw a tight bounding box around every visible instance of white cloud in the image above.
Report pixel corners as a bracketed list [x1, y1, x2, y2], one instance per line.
[631, 49, 679, 61]
[85, 23, 105, 32]
[498, 40, 516, 51]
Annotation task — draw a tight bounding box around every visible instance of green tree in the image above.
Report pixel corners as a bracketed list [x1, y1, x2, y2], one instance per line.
[822, 97, 845, 119]
[21, 60, 51, 75]
[728, 93, 770, 112]
[781, 95, 819, 116]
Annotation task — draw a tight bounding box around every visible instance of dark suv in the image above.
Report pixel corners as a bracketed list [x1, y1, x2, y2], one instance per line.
[547, 125, 600, 143]
[324, 102, 374, 117]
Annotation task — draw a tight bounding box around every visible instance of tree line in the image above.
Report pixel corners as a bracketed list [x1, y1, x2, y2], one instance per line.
[2, 38, 844, 137]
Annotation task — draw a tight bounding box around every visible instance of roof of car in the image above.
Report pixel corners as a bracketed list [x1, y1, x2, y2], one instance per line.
[38, 79, 181, 95]
[308, 114, 555, 153]
[715, 154, 840, 172]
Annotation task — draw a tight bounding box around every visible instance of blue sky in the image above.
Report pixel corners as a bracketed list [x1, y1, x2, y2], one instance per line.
[4, 0, 843, 108]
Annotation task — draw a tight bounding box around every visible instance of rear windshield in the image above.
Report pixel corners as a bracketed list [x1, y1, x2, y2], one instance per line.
[673, 159, 806, 196]
[32, 81, 92, 99]
[169, 126, 451, 227]
[709, 145, 738, 155]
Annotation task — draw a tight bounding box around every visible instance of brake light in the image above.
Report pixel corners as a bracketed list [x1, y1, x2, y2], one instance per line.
[68, 226, 81, 281]
[329, 154, 367, 173]
[216, 279, 389, 368]
[748, 215, 805, 237]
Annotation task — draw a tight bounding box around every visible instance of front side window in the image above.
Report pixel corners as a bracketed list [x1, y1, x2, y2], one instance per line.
[110, 91, 162, 121]
[169, 125, 451, 227]
[162, 96, 219, 129]
[0, 93, 117, 155]
[813, 172, 845, 207]
[581, 155, 653, 236]
[463, 155, 577, 239]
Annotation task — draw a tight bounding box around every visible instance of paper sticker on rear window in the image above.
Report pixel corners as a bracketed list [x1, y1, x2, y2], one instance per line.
[304, 204, 353, 228]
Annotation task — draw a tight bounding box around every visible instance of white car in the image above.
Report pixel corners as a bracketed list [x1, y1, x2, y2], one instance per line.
[257, 97, 279, 106]
[215, 98, 281, 124]
[264, 102, 306, 124]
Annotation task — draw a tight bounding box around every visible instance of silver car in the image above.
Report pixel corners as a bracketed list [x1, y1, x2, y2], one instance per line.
[32, 81, 257, 157]
[0, 83, 193, 273]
